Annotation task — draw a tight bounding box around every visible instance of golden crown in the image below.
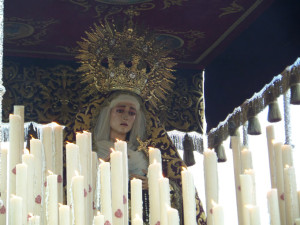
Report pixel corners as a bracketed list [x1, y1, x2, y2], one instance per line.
[76, 21, 176, 108]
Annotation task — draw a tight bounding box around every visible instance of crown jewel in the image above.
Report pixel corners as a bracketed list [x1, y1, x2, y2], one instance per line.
[76, 21, 176, 108]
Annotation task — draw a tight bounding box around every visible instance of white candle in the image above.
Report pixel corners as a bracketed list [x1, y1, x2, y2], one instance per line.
[16, 163, 28, 225]
[267, 189, 280, 225]
[30, 138, 43, 219]
[22, 150, 35, 214]
[99, 160, 112, 224]
[148, 161, 162, 225]
[230, 136, 243, 225]
[273, 142, 286, 225]
[8, 114, 21, 196]
[247, 205, 261, 225]
[282, 144, 293, 167]
[59, 204, 70, 225]
[167, 208, 179, 225]
[94, 212, 104, 225]
[132, 214, 143, 225]
[149, 147, 162, 165]
[114, 140, 128, 224]
[203, 149, 218, 225]
[110, 150, 124, 225]
[159, 177, 170, 225]
[130, 178, 143, 221]
[46, 172, 58, 225]
[9, 195, 22, 225]
[53, 123, 64, 204]
[72, 173, 85, 225]
[92, 152, 99, 216]
[295, 218, 300, 225]
[76, 132, 89, 225]
[266, 125, 276, 188]
[66, 143, 80, 206]
[28, 215, 40, 225]
[284, 166, 299, 225]
[240, 174, 254, 225]
[181, 167, 196, 225]
[14, 105, 25, 151]
[241, 147, 253, 172]
[0, 147, 7, 225]
[41, 125, 53, 172]
[211, 202, 224, 225]
[244, 169, 256, 205]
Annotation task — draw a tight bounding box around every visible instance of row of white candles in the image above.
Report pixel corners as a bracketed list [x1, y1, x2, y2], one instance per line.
[0, 107, 201, 224]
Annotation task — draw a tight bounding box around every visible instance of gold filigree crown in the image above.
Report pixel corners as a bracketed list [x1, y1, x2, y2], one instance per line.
[76, 21, 176, 108]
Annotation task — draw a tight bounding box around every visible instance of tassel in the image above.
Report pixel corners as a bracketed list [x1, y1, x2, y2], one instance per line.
[183, 134, 196, 167]
[247, 116, 261, 135]
[290, 83, 300, 105]
[215, 144, 227, 162]
[267, 100, 282, 122]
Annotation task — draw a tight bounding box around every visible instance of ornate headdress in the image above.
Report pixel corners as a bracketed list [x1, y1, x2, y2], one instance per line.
[76, 21, 177, 109]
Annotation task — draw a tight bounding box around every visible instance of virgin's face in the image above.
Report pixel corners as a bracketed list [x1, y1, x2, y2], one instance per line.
[110, 102, 137, 137]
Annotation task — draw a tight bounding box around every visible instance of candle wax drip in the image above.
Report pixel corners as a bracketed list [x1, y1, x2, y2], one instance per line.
[57, 175, 63, 183]
[35, 195, 41, 204]
[104, 221, 111, 225]
[123, 195, 127, 204]
[155, 221, 160, 225]
[0, 205, 6, 214]
[12, 167, 16, 174]
[210, 208, 213, 214]
[93, 201, 96, 210]
[89, 185, 92, 192]
[27, 214, 32, 221]
[115, 209, 123, 218]
[280, 193, 285, 200]
[84, 188, 88, 197]
[44, 181, 47, 187]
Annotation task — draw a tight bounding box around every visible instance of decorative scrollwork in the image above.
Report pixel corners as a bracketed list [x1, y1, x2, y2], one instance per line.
[219, 1, 244, 18]
[162, 0, 188, 9]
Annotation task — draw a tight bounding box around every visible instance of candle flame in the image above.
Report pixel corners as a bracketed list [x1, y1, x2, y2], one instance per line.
[285, 164, 290, 169]
[83, 130, 90, 134]
[211, 200, 217, 207]
[30, 135, 36, 140]
[110, 148, 116, 153]
[134, 214, 141, 220]
[50, 122, 59, 126]
[245, 204, 254, 209]
[66, 141, 73, 144]
[99, 158, 105, 164]
[28, 212, 33, 217]
[58, 203, 63, 207]
[97, 211, 101, 216]
[181, 167, 187, 172]
[48, 170, 54, 175]
[244, 169, 254, 175]
[75, 170, 79, 176]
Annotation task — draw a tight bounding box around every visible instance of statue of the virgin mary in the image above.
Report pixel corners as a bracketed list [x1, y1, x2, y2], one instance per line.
[74, 21, 207, 225]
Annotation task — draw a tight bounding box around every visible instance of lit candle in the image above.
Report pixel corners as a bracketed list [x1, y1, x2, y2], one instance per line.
[0, 147, 7, 225]
[282, 144, 293, 167]
[72, 172, 85, 225]
[59, 204, 70, 225]
[240, 174, 254, 225]
[230, 136, 243, 225]
[114, 140, 128, 224]
[273, 141, 286, 225]
[149, 147, 162, 165]
[247, 205, 261, 225]
[110, 150, 124, 225]
[203, 149, 218, 225]
[132, 214, 143, 225]
[30, 137, 43, 218]
[66, 143, 80, 206]
[53, 123, 64, 204]
[148, 161, 162, 225]
[41, 125, 53, 172]
[159, 177, 170, 225]
[14, 105, 25, 151]
[76, 132, 89, 225]
[22, 149, 35, 214]
[167, 208, 179, 225]
[267, 189, 280, 225]
[211, 201, 224, 225]
[181, 167, 196, 225]
[99, 160, 112, 224]
[16, 163, 28, 225]
[283, 165, 299, 225]
[8, 114, 21, 196]
[91, 152, 99, 216]
[266, 125, 276, 188]
[130, 178, 143, 221]
[94, 211, 104, 225]
[9, 195, 22, 225]
[28, 215, 40, 225]
[241, 147, 253, 172]
[46, 171, 58, 225]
